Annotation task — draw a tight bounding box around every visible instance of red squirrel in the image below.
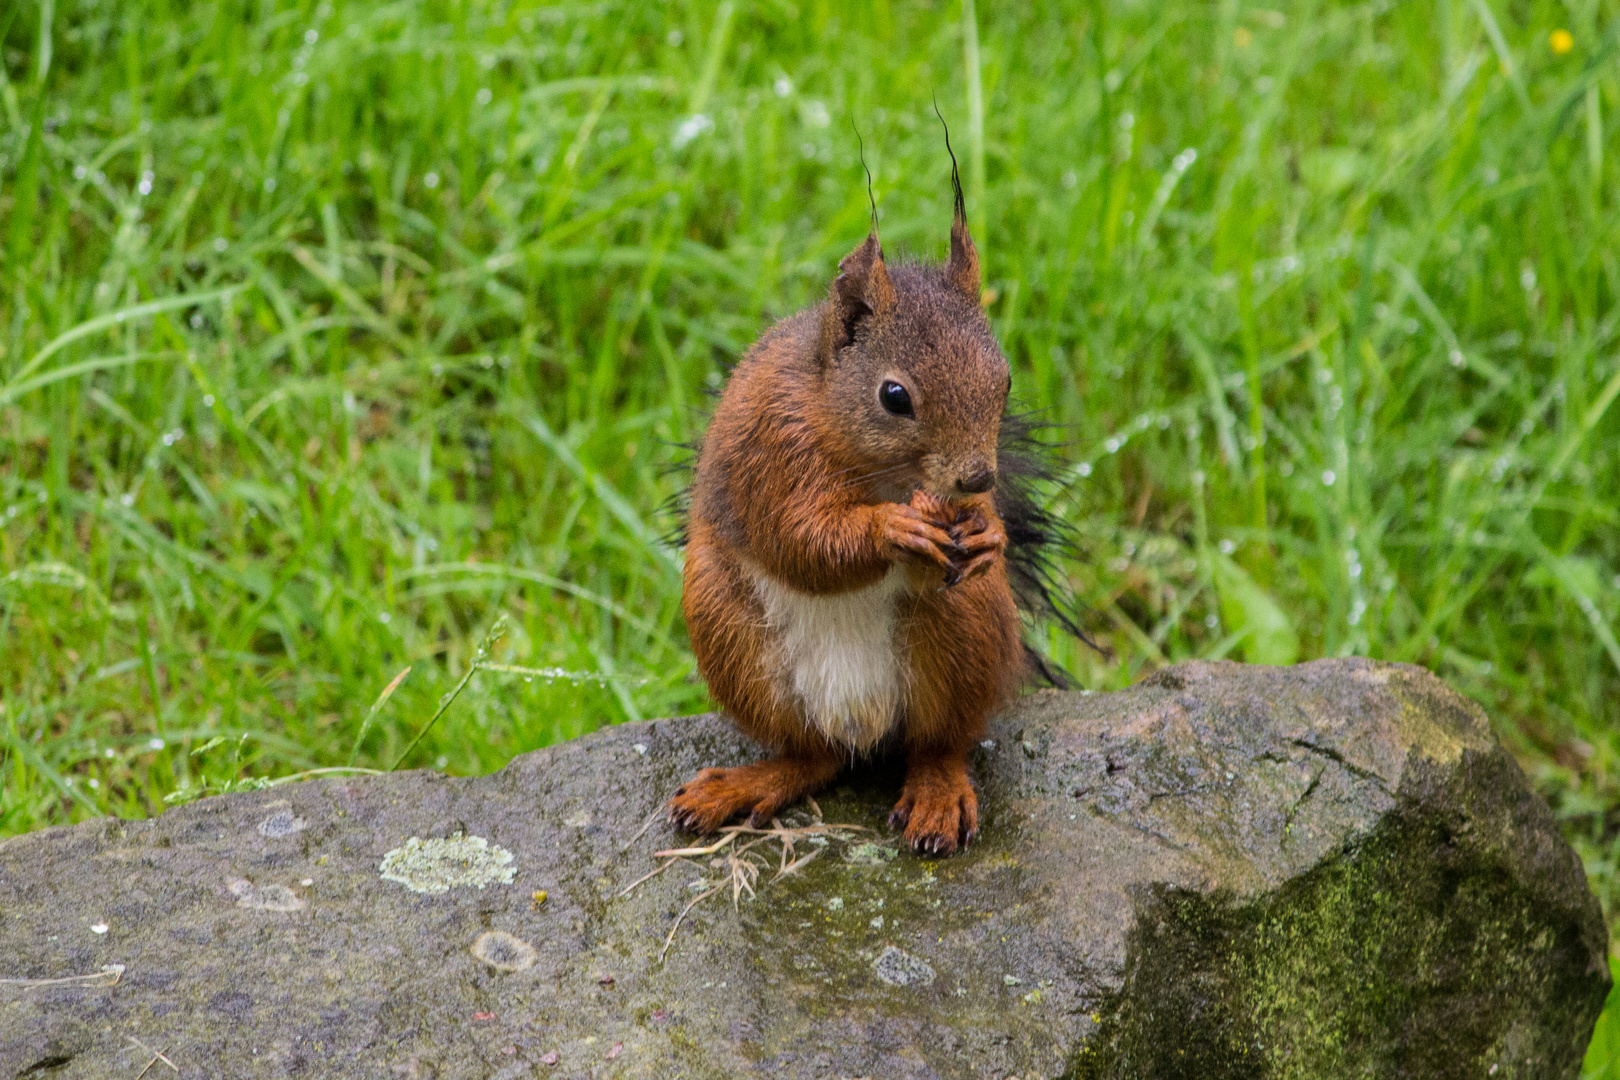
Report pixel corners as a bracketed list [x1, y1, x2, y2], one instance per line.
[668, 162, 1079, 856]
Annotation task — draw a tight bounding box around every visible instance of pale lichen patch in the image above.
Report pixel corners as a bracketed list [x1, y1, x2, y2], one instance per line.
[471, 930, 537, 972]
[228, 878, 306, 912]
[257, 808, 307, 838]
[844, 842, 897, 865]
[378, 833, 516, 894]
[873, 946, 935, 987]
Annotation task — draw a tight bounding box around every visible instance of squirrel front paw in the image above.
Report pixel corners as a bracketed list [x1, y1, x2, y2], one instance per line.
[907, 492, 1005, 586]
[874, 492, 1005, 585]
[872, 496, 956, 572]
[948, 511, 1007, 583]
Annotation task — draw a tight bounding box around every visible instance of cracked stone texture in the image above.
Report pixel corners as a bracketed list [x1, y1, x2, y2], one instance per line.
[0, 658, 1608, 1079]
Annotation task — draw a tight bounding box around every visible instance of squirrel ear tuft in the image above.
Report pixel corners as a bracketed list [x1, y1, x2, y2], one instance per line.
[947, 216, 980, 300]
[936, 102, 980, 300]
[823, 233, 896, 360]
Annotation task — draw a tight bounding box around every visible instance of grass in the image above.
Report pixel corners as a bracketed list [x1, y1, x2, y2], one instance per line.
[2, 0, 1619, 1064]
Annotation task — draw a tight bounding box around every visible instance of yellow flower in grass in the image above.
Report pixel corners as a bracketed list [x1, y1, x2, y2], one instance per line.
[1550, 29, 1574, 56]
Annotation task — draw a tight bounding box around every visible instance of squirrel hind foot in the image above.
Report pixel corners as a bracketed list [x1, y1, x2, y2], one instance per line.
[666, 757, 839, 835]
[890, 771, 980, 857]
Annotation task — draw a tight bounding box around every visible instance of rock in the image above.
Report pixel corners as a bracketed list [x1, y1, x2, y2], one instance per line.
[0, 658, 1607, 1079]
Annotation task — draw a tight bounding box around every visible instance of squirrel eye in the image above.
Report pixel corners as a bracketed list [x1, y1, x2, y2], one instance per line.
[879, 380, 914, 417]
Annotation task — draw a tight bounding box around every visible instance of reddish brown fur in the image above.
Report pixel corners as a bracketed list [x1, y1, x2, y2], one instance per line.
[669, 214, 1026, 856]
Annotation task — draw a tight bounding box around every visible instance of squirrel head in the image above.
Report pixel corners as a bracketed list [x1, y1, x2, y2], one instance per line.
[814, 215, 1009, 503]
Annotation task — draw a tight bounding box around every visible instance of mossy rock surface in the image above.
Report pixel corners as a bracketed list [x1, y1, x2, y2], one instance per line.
[0, 659, 1607, 1079]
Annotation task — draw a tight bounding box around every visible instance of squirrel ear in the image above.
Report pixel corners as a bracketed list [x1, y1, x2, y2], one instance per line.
[823, 233, 897, 359]
[947, 216, 980, 301]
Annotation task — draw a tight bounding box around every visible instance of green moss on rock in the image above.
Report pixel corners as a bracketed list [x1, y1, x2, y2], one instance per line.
[1071, 752, 1607, 1080]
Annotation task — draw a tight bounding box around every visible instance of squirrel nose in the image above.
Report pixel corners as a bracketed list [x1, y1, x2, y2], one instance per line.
[956, 467, 997, 495]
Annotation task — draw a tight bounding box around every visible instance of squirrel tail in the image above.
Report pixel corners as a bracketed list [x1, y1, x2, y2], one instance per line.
[1022, 643, 1078, 689]
[995, 410, 1109, 679]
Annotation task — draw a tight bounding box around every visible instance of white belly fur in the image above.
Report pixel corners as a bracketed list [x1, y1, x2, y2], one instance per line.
[749, 566, 909, 752]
